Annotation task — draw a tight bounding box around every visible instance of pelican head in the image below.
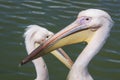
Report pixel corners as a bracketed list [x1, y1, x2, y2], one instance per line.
[23, 24, 73, 69]
[23, 25, 73, 80]
[21, 9, 113, 66]
[24, 25, 54, 49]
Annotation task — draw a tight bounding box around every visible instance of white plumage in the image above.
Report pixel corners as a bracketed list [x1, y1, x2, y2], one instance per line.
[21, 9, 113, 80]
[67, 9, 113, 80]
[24, 25, 73, 80]
[24, 25, 51, 80]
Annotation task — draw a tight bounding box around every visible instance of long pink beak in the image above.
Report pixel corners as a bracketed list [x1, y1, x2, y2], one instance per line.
[20, 17, 90, 65]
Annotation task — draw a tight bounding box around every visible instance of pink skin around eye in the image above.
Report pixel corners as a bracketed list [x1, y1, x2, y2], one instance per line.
[77, 16, 91, 25]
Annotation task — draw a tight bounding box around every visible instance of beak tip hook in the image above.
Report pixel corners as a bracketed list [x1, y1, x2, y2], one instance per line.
[18, 63, 22, 67]
[19, 60, 26, 67]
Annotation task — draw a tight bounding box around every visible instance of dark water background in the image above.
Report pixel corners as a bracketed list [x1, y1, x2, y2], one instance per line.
[0, 0, 120, 80]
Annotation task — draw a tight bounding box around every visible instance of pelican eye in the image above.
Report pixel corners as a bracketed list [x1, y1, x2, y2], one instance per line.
[85, 17, 92, 21]
[46, 35, 49, 38]
[86, 18, 90, 20]
[79, 17, 92, 25]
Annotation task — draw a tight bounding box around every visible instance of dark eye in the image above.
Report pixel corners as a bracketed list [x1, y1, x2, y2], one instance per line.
[79, 17, 92, 25]
[85, 17, 91, 21]
[46, 36, 49, 38]
[86, 18, 90, 20]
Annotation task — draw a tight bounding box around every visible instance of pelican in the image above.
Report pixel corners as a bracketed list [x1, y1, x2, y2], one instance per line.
[23, 25, 73, 80]
[21, 9, 114, 80]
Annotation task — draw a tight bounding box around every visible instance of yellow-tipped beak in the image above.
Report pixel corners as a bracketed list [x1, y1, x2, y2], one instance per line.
[51, 48, 73, 69]
[20, 18, 96, 65]
[35, 43, 73, 69]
